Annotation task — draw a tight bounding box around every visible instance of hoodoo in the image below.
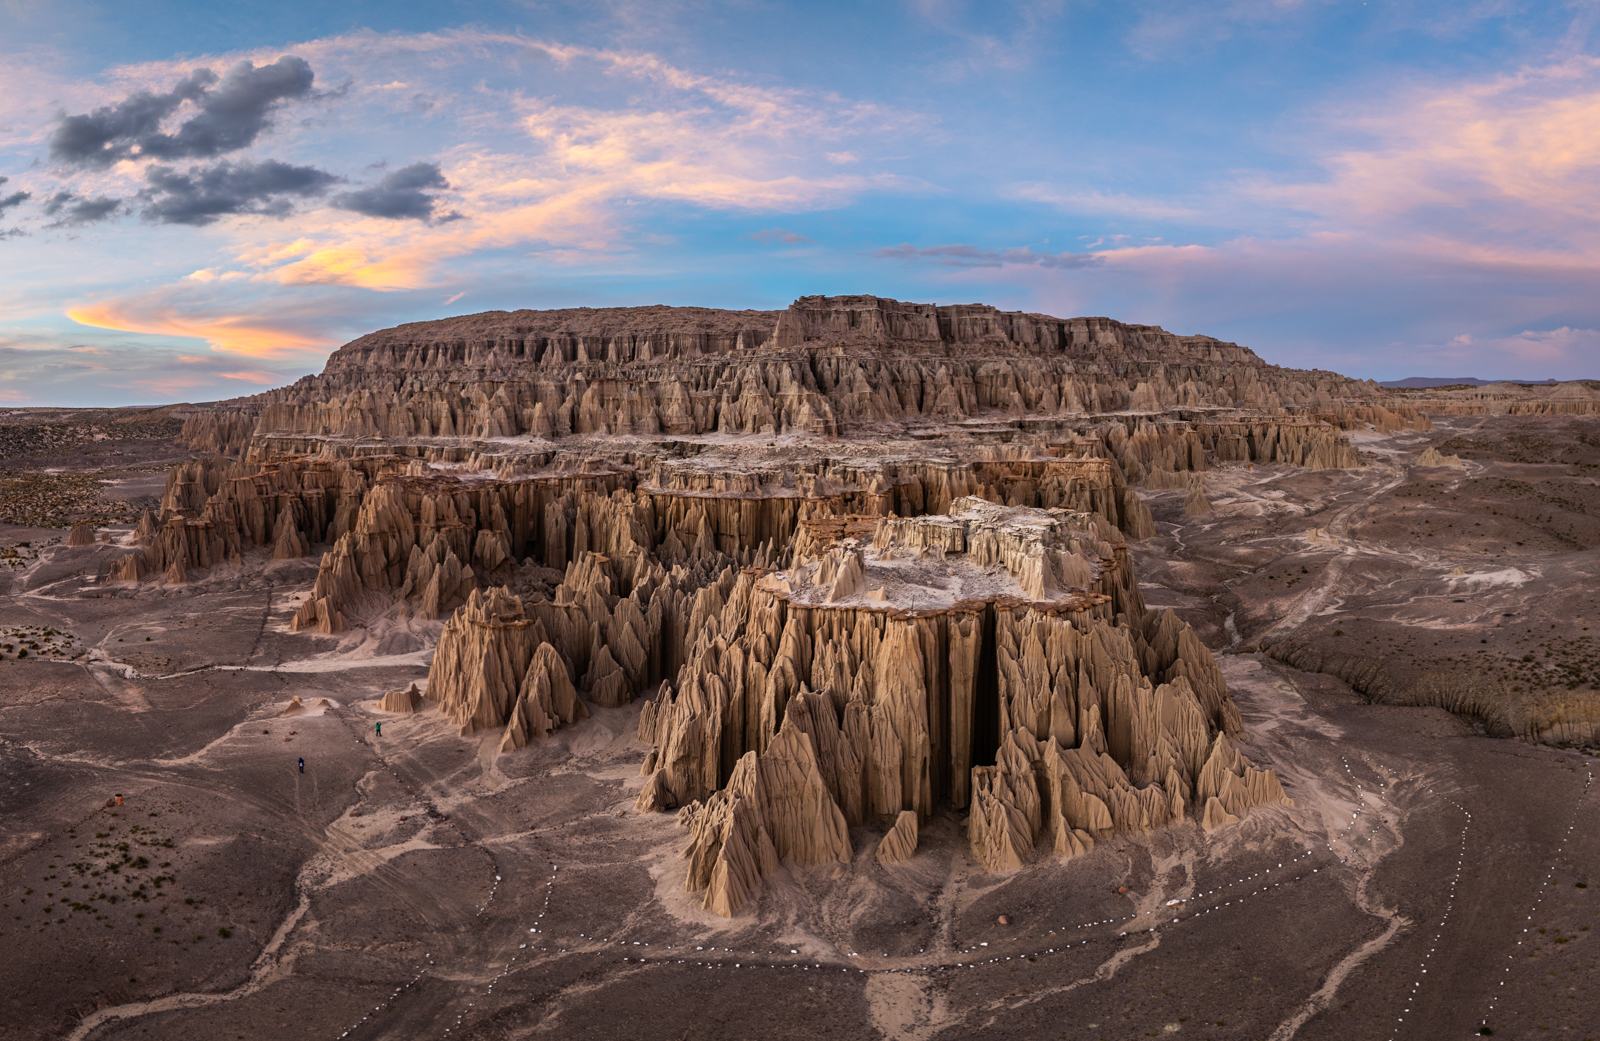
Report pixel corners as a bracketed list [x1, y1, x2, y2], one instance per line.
[635, 498, 1290, 913]
[129, 296, 1350, 916]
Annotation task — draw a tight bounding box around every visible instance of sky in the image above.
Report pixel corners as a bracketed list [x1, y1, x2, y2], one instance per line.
[2, 1, 1599, 406]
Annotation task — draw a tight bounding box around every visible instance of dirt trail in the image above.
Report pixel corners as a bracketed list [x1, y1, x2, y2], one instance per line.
[67, 880, 314, 1041]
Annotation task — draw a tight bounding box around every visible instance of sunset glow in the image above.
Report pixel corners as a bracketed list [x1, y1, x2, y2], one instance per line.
[3, 3, 1597, 404]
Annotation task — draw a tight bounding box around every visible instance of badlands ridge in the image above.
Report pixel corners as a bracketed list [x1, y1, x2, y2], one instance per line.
[5, 294, 1600, 1040]
[107, 296, 1404, 911]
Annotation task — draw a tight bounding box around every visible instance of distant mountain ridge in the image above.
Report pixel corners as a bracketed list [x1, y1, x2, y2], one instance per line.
[1376, 377, 1574, 388]
[1379, 377, 1563, 388]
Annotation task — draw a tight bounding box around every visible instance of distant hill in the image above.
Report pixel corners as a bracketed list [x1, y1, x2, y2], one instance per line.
[1379, 377, 1561, 389]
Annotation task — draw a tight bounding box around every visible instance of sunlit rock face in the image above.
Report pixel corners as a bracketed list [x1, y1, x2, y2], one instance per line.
[179, 294, 1422, 455]
[133, 294, 1378, 919]
[636, 499, 1289, 915]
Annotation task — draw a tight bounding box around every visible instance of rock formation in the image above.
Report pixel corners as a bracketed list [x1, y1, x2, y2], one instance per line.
[126, 295, 1340, 916]
[637, 499, 1291, 913]
[877, 810, 919, 864]
[1381, 380, 1600, 418]
[1417, 446, 1465, 468]
[66, 523, 96, 547]
[181, 297, 1420, 452]
[378, 683, 424, 713]
[427, 587, 555, 735]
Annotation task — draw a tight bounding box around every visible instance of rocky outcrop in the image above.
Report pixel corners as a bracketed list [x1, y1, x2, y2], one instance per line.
[500, 644, 588, 751]
[1417, 446, 1464, 468]
[675, 716, 851, 916]
[636, 498, 1287, 913]
[876, 810, 919, 864]
[427, 587, 555, 735]
[178, 408, 259, 457]
[378, 683, 423, 713]
[1381, 381, 1600, 418]
[120, 293, 1347, 920]
[186, 296, 1404, 456]
[131, 509, 160, 546]
[66, 523, 96, 547]
[1195, 420, 1361, 470]
[1184, 476, 1213, 517]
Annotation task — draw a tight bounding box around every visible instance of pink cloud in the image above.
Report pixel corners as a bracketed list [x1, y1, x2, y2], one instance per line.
[1258, 57, 1600, 260]
[66, 287, 341, 358]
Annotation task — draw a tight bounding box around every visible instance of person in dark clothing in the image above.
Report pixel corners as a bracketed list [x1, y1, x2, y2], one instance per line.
[375, 721, 381, 737]
[298, 757, 304, 773]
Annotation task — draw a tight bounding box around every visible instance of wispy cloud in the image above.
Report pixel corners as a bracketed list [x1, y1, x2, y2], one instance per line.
[873, 242, 1101, 268]
[1009, 185, 1206, 222]
[1403, 326, 1600, 371]
[909, 0, 1068, 74]
[20, 31, 923, 299]
[66, 285, 343, 357]
[1260, 56, 1600, 259]
[749, 227, 811, 244]
[0, 333, 316, 405]
[1124, 0, 1320, 61]
[217, 369, 283, 383]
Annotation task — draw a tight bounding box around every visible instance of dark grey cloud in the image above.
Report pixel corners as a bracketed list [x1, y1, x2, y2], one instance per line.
[42, 191, 122, 227]
[872, 243, 1102, 269]
[0, 228, 25, 241]
[140, 159, 339, 225]
[49, 69, 214, 168]
[332, 162, 458, 221]
[50, 56, 316, 169]
[0, 176, 31, 216]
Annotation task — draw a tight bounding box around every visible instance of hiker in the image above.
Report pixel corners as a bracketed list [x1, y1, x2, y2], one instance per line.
[298, 757, 304, 774]
[375, 721, 381, 737]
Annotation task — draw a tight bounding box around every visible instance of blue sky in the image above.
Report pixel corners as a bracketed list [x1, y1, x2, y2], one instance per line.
[2, 1, 1598, 405]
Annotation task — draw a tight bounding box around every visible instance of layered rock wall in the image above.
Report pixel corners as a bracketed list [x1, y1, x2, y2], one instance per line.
[634, 501, 1290, 915]
[180, 296, 1408, 454]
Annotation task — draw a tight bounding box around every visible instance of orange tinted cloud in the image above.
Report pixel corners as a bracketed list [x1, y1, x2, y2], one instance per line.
[218, 370, 283, 383]
[272, 246, 435, 291]
[198, 36, 920, 291]
[66, 299, 336, 358]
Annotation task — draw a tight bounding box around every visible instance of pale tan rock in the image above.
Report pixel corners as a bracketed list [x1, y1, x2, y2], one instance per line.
[501, 644, 588, 751]
[1200, 796, 1240, 832]
[131, 509, 161, 546]
[67, 523, 96, 547]
[107, 552, 147, 583]
[1183, 476, 1213, 517]
[378, 683, 423, 713]
[428, 587, 551, 735]
[876, 810, 919, 864]
[1417, 446, 1464, 468]
[149, 294, 1353, 909]
[677, 717, 850, 916]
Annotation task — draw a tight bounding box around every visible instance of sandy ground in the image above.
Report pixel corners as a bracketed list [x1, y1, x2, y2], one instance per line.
[2, 414, 1599, 1040]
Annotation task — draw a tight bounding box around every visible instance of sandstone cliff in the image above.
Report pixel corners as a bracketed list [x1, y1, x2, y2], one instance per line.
[180, 295, 1412, 455]
[127, 294, 1338, 920]
[636, 500, 1290, 914]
